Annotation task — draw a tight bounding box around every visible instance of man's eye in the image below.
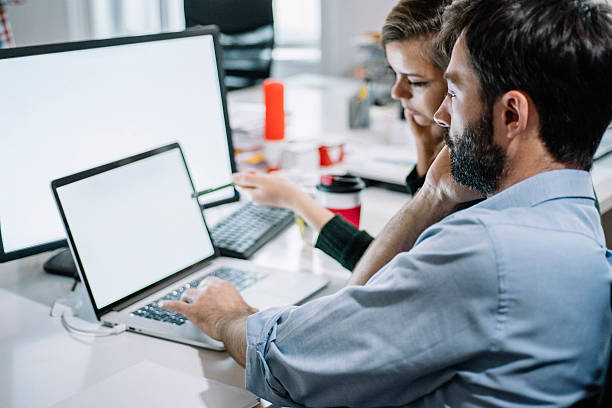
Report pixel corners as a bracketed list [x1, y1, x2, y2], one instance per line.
[447, 91, 456, 99]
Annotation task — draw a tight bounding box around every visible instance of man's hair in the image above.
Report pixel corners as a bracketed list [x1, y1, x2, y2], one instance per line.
[439, 0, 612, 170]
[382, 0, 452, 69]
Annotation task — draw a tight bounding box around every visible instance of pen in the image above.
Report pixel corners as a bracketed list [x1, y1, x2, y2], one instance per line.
[192, 183, 234, 198]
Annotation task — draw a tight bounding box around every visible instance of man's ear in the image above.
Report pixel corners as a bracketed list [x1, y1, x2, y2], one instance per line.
[499, 90, 530, 140]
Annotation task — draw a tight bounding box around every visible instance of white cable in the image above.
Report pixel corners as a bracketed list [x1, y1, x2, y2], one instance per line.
[51, 298, 127, 337]
[60, 311, 127, 337]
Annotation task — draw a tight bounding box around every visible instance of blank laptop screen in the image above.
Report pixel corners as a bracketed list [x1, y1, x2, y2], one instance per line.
[55, 148, 215, 309]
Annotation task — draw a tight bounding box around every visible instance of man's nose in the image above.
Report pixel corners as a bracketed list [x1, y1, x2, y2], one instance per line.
[434, 98, 451, 128]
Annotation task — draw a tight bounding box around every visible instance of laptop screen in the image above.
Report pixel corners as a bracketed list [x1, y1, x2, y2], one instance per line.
[54, 146, 215, 310]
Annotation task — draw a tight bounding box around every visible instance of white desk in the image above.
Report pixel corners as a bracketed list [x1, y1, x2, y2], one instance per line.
[0, 185, 406, 408]
[3, 74, 612, 407]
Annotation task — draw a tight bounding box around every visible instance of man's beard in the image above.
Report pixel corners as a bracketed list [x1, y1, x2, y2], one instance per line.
[444, 106, 507, 196]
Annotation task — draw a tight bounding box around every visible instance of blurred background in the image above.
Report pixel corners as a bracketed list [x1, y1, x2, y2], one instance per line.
[2, 0, 398, 79]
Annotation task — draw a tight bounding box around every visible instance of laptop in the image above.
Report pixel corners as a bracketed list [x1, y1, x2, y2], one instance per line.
[51, 143, 329, 350]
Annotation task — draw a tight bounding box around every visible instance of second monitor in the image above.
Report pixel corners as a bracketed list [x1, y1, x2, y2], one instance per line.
[0, 27, 237, 265]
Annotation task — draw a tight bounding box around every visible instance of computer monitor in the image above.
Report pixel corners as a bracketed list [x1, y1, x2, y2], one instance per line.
[0, 27, 239, 267]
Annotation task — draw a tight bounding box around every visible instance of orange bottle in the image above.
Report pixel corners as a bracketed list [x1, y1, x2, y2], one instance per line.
[263, 79, 285, 141]
[262, 79, 285, 170]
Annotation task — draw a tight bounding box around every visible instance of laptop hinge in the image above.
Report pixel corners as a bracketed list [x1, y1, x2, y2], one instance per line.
[111, 260, 212, 312]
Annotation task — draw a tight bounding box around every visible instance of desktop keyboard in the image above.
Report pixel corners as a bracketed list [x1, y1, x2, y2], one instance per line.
[131, 266, 268, 326]
[210, 202, 295, 259]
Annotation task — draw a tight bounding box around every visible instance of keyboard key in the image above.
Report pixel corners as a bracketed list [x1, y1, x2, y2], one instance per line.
[131, 267, 268, 326]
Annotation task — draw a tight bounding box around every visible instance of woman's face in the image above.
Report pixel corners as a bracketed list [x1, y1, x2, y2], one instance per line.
[386, 39, 447, 127]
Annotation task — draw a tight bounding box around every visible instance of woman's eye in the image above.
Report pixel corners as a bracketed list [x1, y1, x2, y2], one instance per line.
[447, 91, 456, 99]
[408, 81, 428, 87]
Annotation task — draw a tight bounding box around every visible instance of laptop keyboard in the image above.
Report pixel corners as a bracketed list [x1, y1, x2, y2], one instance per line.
[131, 266, 268, 326]
[210, 202, 295, 259]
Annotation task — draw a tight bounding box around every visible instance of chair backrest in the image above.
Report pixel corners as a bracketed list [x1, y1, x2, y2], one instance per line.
[596, 336, 612, 407]
[184, 0, 273, 34]
[184, 0, 274, 89]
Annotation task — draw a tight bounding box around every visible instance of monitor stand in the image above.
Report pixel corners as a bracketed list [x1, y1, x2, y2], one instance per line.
[43, 248, 79, 280]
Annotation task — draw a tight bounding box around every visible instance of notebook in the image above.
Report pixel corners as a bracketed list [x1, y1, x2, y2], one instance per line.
[51, 143, 328, 350]
[51, 360, 259, 408]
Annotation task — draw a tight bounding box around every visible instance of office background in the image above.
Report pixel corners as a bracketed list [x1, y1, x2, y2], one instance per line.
[4, 0, 398, 78]
[2, 1, 612, 406]
[4, 0, 612, 242]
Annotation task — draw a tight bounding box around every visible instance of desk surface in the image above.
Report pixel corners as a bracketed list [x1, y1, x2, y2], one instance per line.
[0, 183, 407, 407]
[3, 74, 612, 407]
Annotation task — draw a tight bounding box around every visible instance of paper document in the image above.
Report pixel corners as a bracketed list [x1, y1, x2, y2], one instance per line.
[52, 360, 259, 408]
[344, 144, 417, 186]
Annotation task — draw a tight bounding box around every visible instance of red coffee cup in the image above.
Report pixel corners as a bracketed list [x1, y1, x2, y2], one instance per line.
[316, 174, 365, 227]
[318, 143, 345, 167]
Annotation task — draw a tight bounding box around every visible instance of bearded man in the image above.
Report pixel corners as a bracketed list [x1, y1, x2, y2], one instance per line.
[163, 0, 612, 406]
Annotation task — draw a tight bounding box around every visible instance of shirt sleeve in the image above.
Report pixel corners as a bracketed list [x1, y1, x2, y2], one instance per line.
[405, 165, 426, 195]
[314, 215, 374, 271]
[245, 216, 500, 407]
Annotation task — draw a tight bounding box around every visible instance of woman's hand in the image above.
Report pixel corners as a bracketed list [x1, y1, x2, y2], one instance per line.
[233, 171, 335, 232]
[232, 171, 303, 209]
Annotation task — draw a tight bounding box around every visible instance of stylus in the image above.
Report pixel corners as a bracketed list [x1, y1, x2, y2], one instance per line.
[192, 183, 235, 198]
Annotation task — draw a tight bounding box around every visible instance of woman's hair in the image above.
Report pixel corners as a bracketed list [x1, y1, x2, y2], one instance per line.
[382, 0, 452, 69]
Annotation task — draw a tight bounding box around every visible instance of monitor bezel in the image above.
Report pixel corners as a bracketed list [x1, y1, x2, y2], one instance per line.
[0, 26, 239, 263]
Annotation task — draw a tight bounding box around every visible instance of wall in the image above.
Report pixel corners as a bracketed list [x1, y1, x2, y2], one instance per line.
[5, 0, 72, 46]
[5, 0, 395, 77]
[5, 0, 184, 47]
[320, 0, 397, 76]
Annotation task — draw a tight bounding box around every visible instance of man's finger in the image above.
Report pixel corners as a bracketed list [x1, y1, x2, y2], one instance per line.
[159, 300, 191, 315]
[180, 288, 201, 304]
[204, 276, 225, 285]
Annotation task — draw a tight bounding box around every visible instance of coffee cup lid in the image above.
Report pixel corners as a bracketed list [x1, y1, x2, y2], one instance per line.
[316, 174, 365, 193]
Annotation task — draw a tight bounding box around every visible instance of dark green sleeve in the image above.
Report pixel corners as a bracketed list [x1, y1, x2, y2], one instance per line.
[405, 166, 426, 195]
[314, 215, 374, 271]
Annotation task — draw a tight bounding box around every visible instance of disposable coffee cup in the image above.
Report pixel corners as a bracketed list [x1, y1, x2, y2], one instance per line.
[316, 175, 365, 227]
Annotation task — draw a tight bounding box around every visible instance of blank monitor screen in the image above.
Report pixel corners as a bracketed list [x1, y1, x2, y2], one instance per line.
[54, 146, 215, 310]
[0, 29, 237, 260]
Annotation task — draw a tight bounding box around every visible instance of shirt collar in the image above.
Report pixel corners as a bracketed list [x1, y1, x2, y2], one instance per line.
[476, 169, 595, 211]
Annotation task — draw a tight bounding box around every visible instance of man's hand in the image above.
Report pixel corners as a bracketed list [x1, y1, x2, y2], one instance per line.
[406, 115, 445, 178]
[422, 146, 484, 204]
[160, 277, 258, 341]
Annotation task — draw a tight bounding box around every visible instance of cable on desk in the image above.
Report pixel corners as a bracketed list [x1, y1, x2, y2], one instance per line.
[60, 312, 126, 337]
[51, 294, 126, 337]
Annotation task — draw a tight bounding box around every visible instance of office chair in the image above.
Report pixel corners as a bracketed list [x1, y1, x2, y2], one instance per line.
[595, 336, 612, 407]
[184, 0, 274, 90]
[570, 334, 612, 408]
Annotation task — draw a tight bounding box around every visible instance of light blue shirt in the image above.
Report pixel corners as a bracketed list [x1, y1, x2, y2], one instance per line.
[246, 170, 612, 407]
